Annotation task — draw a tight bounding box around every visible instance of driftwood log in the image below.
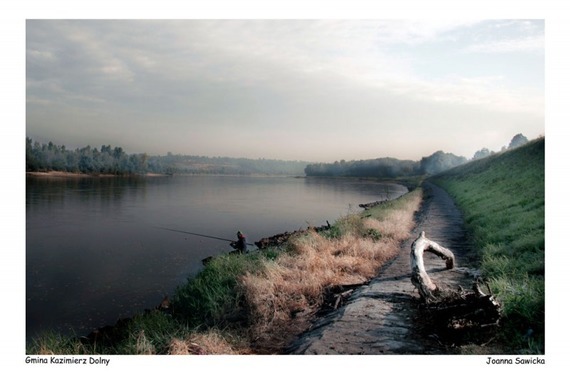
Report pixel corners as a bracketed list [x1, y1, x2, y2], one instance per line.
[316, 282, 370, 317]
[410, 231, 455, 301]
[409, 231, 502, 345]
[359, 200, 388, 210]
[254, 222, 331, 249]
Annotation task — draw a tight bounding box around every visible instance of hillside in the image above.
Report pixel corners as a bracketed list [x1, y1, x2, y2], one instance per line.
[430, 137, 545, 353]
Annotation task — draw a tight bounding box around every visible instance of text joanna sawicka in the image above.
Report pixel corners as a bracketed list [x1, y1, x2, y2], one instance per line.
[486, 357, 545, 365]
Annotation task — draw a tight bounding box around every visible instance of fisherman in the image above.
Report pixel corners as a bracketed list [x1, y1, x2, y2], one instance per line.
[230, 230, 249, 253]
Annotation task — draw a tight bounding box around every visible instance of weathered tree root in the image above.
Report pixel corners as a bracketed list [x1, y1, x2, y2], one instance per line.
[410, 231, 455, 301]
[416, 280, 502, 346]
[409, 231, 502, 346]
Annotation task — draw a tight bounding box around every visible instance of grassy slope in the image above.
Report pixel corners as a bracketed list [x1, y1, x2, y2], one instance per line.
[431, 137, 545, 353]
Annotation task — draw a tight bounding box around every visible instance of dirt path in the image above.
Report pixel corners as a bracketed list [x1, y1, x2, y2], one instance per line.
[286, 182, 481, 354]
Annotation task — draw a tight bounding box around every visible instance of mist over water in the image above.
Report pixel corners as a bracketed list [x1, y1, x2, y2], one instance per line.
[26, 175, 407, 339]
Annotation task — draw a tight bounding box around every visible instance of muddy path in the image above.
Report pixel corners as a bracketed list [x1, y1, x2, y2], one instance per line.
[286, 182, 482, 354]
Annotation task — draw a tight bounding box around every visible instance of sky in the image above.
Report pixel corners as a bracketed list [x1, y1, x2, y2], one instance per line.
[26, 18, 545, 162]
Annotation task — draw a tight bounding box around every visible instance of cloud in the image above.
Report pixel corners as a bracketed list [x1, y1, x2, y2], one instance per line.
[464, 35, 545, 54]
[25, 19, 544, 161]
[390, 75, 543, 116]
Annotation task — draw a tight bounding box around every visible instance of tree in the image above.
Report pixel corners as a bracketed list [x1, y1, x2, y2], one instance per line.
[78, 146, 95, 173]
[473, 148, 492, 160]
[419, 151, 467, 175]
[26, 137, 38, 171]
[26, 138, 155, 175]
[508, 133, 529, 150]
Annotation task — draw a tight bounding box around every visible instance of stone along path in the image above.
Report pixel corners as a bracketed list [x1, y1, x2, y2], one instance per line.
[287, 182, 481, 354]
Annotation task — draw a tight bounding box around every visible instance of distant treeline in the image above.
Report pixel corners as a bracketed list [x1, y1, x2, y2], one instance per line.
[304, 133, 532, 178]
[26, 133, 531, 178]
[25, 138, 309, 176]
[26, 138, 149, 175]
[149, 152, 309, 176]
[304, 151, 468, 178]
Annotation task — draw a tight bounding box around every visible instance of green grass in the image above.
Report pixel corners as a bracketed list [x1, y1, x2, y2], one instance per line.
[172, 249, 280, 328]
[26, 311, 194, 355]
[431, 137, 545, 354]
[116, 311, 193, 354]
[26, 330, 94, 355]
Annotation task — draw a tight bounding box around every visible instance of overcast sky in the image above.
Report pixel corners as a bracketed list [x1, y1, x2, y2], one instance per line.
[26, 19, 544, 162]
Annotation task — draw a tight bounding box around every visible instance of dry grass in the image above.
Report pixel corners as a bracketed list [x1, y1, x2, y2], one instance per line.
[135, 330, 156, 355]
[239, 189, 422, 352]
[167, 329, 251, 355]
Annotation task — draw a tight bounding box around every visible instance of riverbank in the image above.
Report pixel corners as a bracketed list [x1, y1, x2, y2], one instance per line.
[27, 188, 423, 355]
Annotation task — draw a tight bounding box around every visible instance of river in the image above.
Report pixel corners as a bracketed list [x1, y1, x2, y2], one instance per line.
[26, 174, 407, 339]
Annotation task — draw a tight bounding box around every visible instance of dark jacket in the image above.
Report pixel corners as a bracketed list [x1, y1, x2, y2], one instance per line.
[231, 232, 248, 253]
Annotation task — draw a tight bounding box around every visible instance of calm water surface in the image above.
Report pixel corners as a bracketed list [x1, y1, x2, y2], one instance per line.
[26, 175, 407, 339]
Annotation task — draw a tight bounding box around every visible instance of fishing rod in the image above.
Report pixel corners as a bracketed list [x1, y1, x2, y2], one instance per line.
[156, 226, 256, 246]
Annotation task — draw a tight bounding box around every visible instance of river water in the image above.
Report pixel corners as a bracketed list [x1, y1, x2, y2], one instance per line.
[26, 174, 407, 339]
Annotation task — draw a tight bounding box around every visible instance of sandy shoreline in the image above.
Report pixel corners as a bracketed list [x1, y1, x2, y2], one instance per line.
[26, 171, 168, 178]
